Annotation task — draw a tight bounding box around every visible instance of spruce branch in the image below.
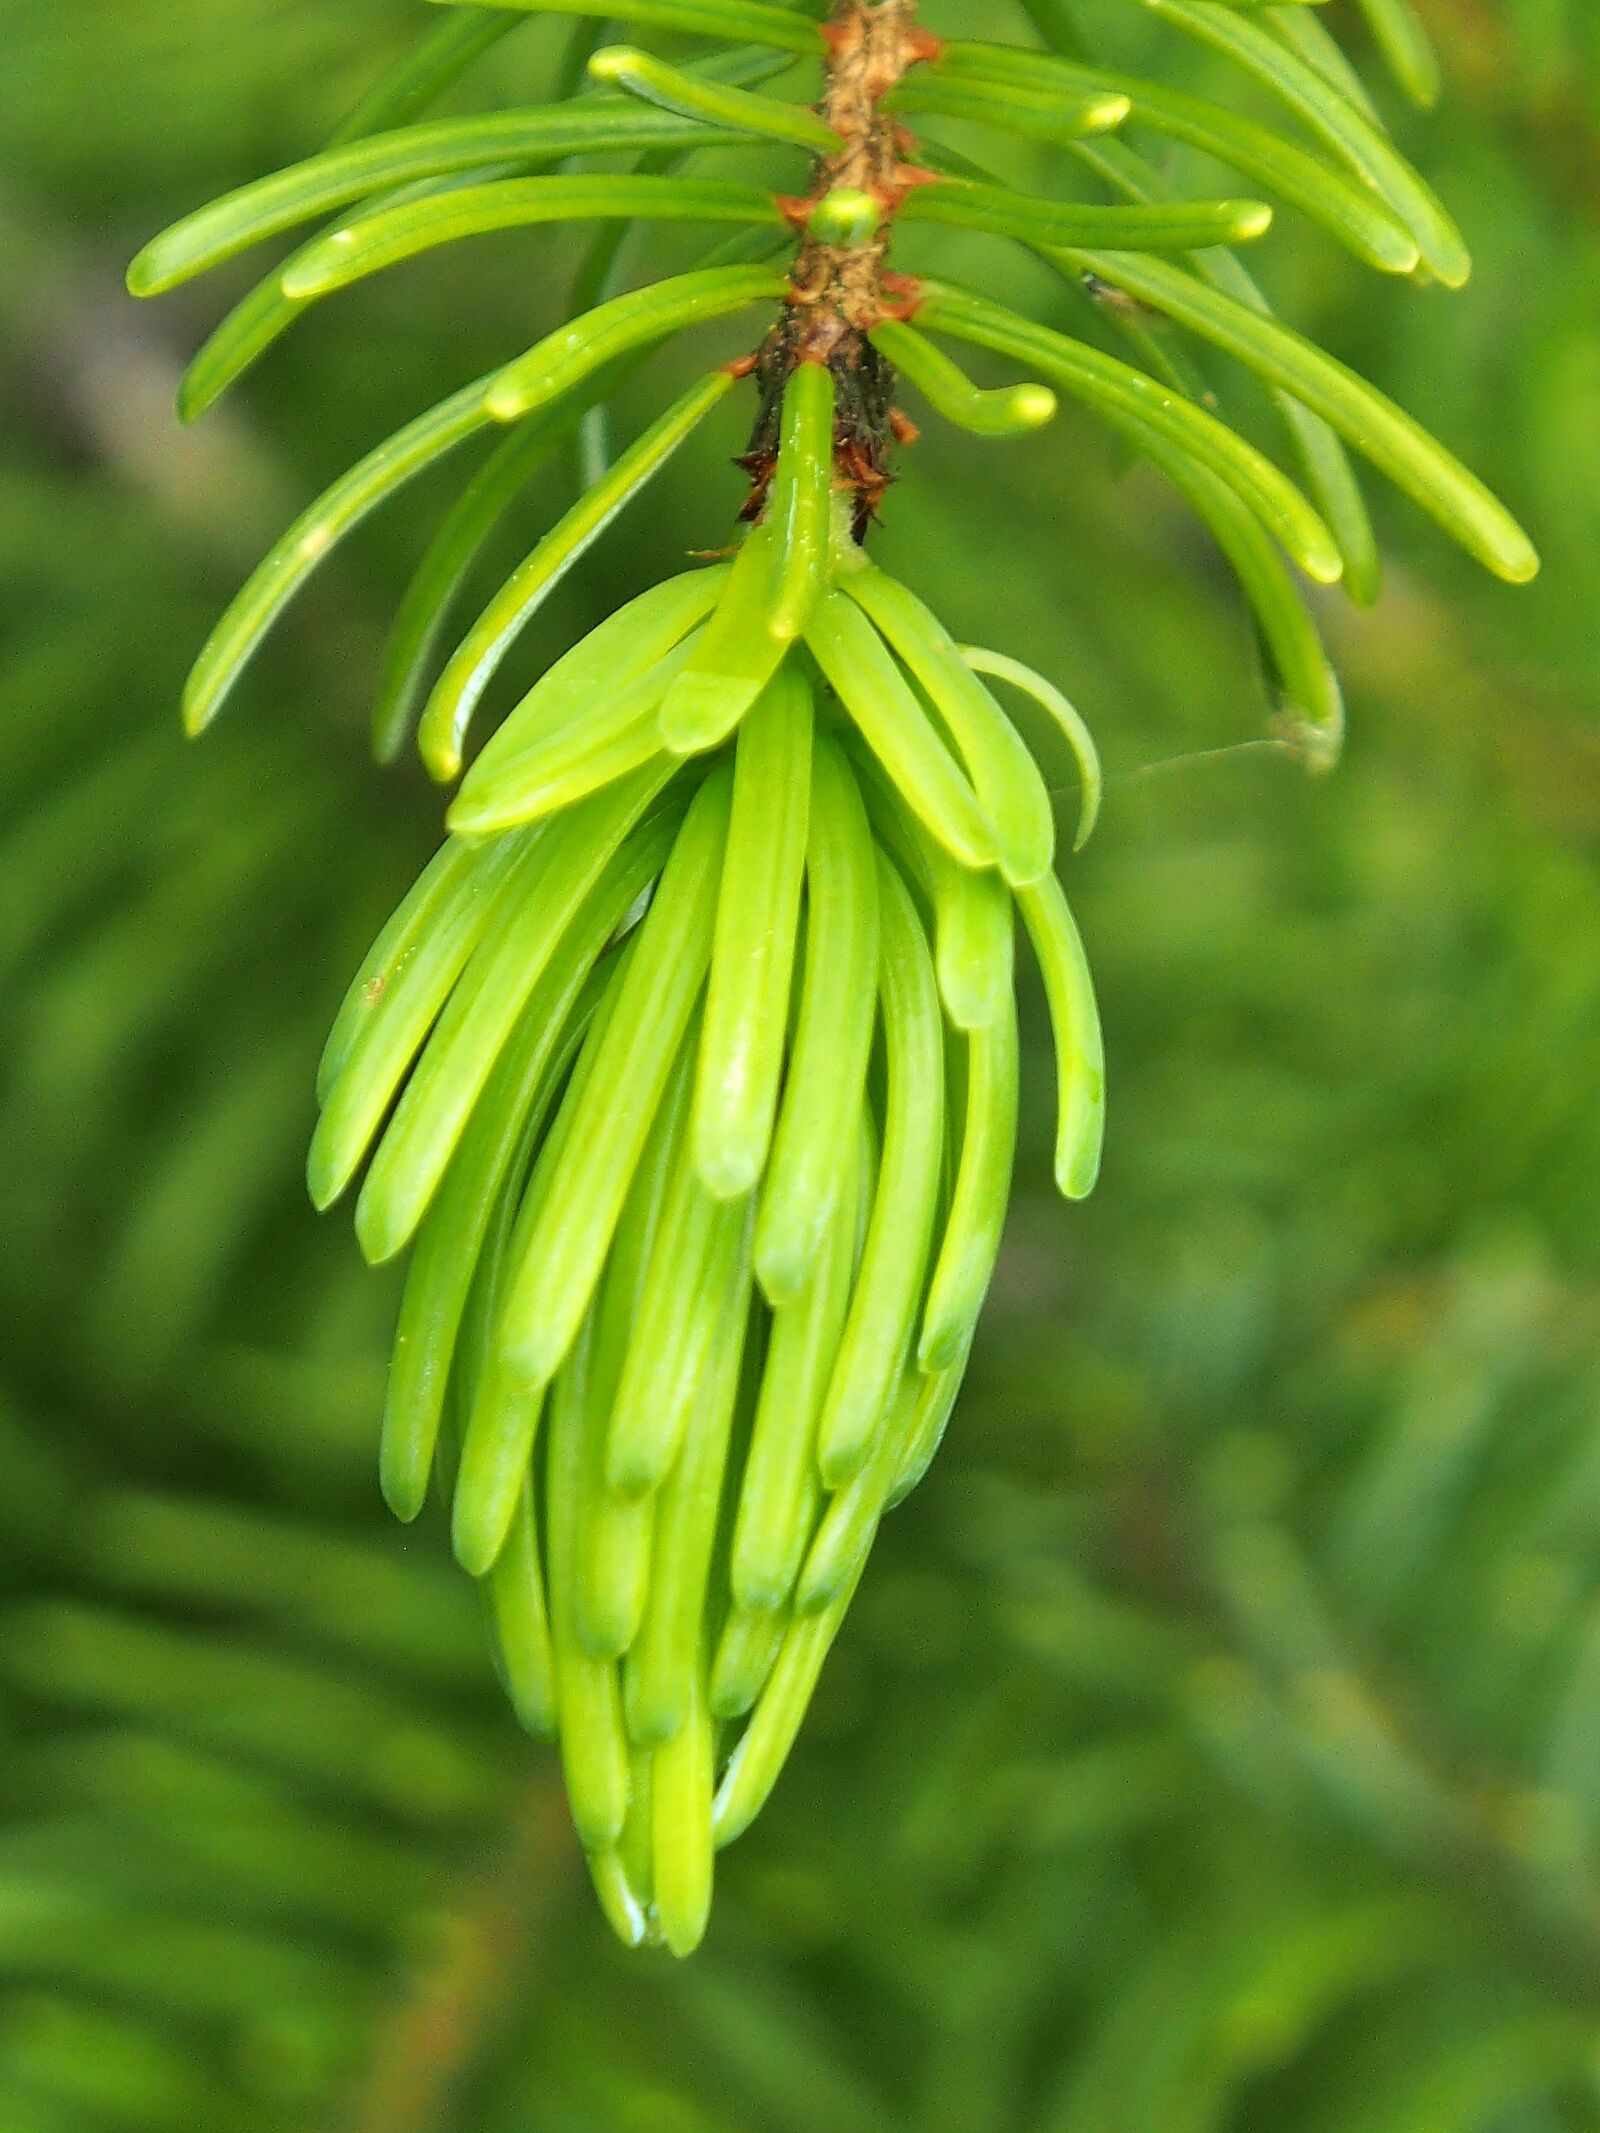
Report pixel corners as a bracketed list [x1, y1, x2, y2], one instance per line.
[119, 0, 1542, 1956]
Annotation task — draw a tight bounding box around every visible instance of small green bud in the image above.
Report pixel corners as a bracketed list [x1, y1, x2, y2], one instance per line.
[806, 188, 881, 248]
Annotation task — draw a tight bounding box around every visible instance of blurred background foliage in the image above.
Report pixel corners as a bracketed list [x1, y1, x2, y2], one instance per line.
[2, 2, 1600, 2127]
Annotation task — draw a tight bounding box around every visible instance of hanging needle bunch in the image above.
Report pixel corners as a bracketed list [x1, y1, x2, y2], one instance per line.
[130, 0, 1536, 1951]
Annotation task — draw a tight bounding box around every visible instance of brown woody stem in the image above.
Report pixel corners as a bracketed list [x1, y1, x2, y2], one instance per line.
[737, 0, 937, 538]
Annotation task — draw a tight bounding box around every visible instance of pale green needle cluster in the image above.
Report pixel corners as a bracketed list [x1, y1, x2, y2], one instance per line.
[308, 393, 1105, 1943]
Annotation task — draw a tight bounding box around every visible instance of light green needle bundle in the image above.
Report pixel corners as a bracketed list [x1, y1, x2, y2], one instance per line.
[312, 491, 1104, 1947]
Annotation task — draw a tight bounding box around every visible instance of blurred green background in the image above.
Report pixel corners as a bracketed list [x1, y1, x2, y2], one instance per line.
[3, 3, 1600, 2127]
